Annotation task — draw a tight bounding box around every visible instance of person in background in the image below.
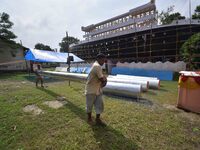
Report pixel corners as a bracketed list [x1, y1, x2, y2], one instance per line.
[33, 62, 44, 88]
[85, 53, 107, 125]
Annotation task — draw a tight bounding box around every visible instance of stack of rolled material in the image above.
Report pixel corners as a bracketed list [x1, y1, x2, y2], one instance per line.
[113, 74, 160, 89]
[42, 71, 88, 81]
[103, 82, 142, 98]
[107, 77, 149, 92]
[42, 71, 142, 98]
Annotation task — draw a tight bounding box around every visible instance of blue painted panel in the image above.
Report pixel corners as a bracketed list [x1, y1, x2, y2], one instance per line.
[111, 67, 173, 81]
[70, 67, 91, 74]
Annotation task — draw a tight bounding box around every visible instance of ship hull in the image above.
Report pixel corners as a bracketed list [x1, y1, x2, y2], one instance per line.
[71, 24, 200, 63]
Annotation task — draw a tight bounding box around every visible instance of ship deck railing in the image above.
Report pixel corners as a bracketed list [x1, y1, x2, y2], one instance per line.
[74, 19, 200, 46]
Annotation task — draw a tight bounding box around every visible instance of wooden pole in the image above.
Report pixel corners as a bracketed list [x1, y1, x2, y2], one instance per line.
[66, 31, 71, 86]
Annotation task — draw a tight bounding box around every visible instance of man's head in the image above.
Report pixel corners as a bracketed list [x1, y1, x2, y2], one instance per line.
[96, 53, 106, 66]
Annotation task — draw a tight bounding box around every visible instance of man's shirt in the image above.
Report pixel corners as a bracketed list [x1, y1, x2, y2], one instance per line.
[85, 61, 104, 95]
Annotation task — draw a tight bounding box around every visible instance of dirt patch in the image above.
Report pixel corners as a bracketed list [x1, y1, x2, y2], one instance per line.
[163, 104, 182, 112]
[163, 104, 200, 121]
[56, 96, 66, 101]
[178, 112, 200, 122]
[43, 100, 68, 109]
[23, 104, 43, 115]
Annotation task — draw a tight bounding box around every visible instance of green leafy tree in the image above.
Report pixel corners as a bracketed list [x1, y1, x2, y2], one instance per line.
[158, 6, 185, 25]
[192, 5, 200, 19]
[59, 36, 79, 52]
[180, 33, 200, 70]
[0, 12, 17, 40]
[34, 43, 53, 51]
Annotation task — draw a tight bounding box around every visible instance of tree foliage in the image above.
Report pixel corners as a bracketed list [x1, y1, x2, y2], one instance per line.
[180, 33, 200, 70]
[158, 6, 185, 25]
[0, 12, 17, 40]
[192, 5, 200, 19]
[59, 36, 79, 52]
[159, 12, 185, 25]
[34, 43, 53, 51]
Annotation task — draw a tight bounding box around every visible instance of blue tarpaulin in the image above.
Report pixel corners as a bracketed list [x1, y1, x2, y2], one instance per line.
[25, 49, 84, 63]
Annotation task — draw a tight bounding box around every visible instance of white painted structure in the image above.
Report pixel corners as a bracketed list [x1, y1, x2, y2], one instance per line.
[116, 61, 186, 72]
[73, 0, 200, 46]
[81, 0, 157, 42]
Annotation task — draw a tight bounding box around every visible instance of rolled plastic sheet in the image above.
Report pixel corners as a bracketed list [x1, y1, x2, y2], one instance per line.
[103, 82, 142, 98]
[112, 74, 160, 89]
[42, 71, 88, 82]
[116, 74, 158, 80]
[107, 77, 149, 92]
[42, 71, 142, 98]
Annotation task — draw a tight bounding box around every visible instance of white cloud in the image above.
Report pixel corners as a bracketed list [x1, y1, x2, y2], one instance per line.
[0, 0, 199, 50]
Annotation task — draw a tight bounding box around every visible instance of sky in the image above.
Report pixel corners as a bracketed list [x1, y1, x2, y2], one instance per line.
[0, 0, 199, 50]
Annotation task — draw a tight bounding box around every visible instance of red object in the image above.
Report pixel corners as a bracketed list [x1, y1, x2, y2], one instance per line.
[194, 77, 200, 85]
[177, 76, 200, 114]
[181, 75, 188, 82]
[196, 72, 200, 75]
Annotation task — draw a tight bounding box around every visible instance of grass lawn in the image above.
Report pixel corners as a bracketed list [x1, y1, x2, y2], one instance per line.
[0, 72, 200, 150]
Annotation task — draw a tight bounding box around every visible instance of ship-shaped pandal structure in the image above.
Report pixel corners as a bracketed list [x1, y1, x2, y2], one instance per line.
[71, 0, 200, 63]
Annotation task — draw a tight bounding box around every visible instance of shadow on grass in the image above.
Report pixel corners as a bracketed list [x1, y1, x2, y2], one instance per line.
[38, 88, 138, 150]
[105, 94, 153, 107]
[0, 72, 27, 80]
[24, 74, 65, 83]
[145, 90, 157, 95]
[0, 72, 65, 84]
[159, 88, 168, 92]
[38, 87, 62, 97]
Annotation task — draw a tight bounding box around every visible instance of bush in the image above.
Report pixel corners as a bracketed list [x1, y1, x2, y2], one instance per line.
[180, 33, 200, 70]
